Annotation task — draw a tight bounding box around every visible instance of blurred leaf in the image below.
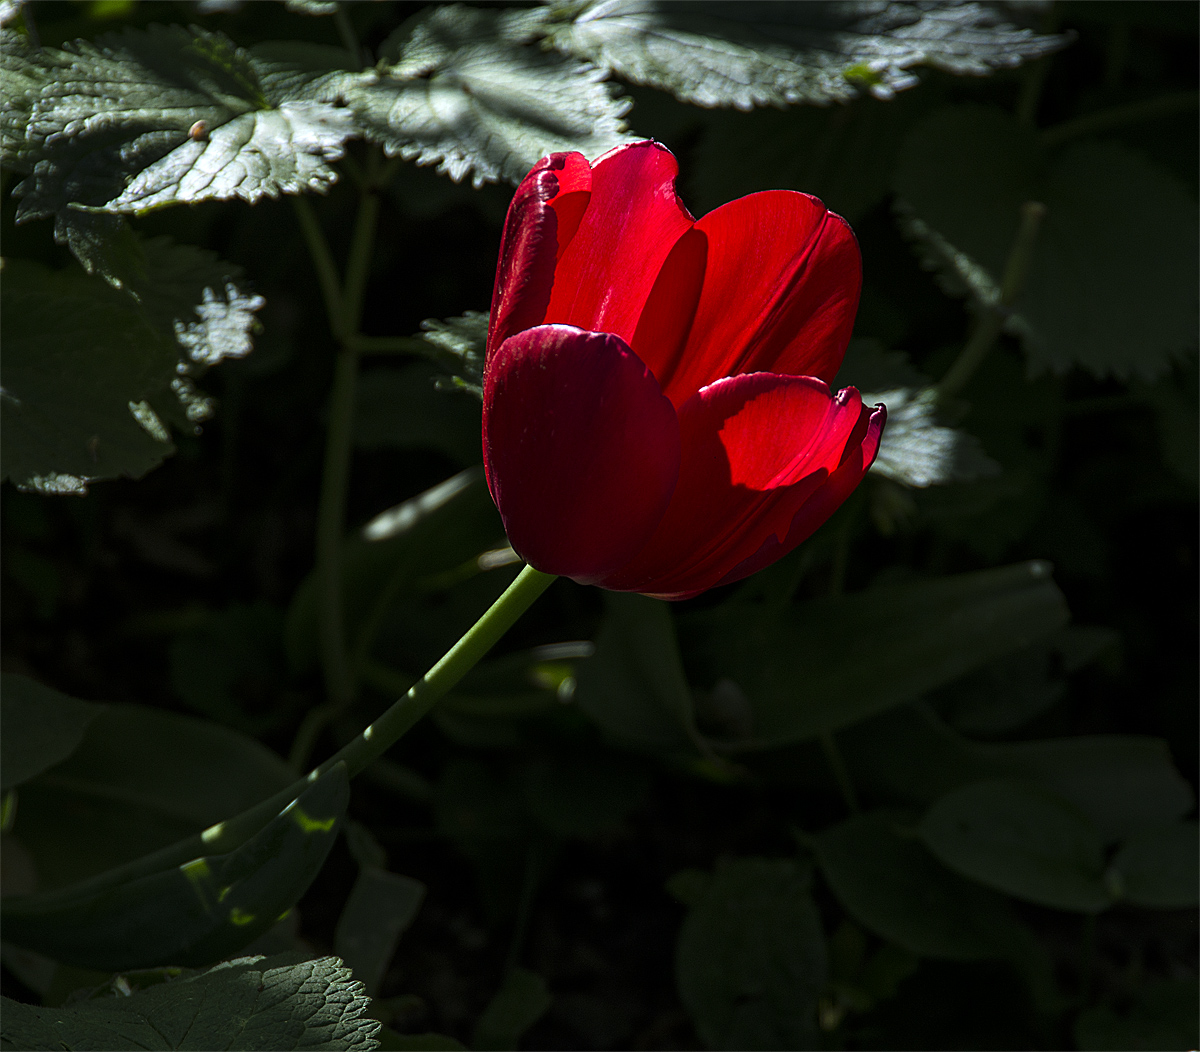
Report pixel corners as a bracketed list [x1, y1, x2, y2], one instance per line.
[836, 337, 930, 392]
[574, 591, 701, 752]
[894, 105, 1199, 380]
[1140, 364, 1200, 487]
[354, 362, 482, 465]
[3, 764, 348, 971]
[808, 809, 1024, 961]
[932, 625, 1119, 737]
[285, 470, 503, 675]
[169, 602, 291, 734]
[918, 779, 1114, 913]
[1108, 821, 1199, 909]
[1074, 978, 1199, 1052]
[842, 705, 1196, 844]
[525, 1, 1066, 109]
[334, 867, 426, 998]
[519, 751, 649, 839]
[471, 968, 551, 1052]
[680, 561, 1067, 749]
[865, 386, 1000, 487]
[413, 311, 489, 397]
[383, 1033, 466, 1051]
[10, 27, 355, 236]
[354, 4, 635, 189]
[0, 674, 106, 793]
[12, 702, 293, 891]
[0, 951, 379, 1051]
[665, 868, 712, 908]
[676, 857, 824, 1051]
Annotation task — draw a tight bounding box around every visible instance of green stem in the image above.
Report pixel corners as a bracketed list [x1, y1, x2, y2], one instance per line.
[1041, 91, 1199, 149]
[7, 566, 558, 913]
[345, 335, 431, 355]
[937, 201, 1046, 402]
[334, 2, 363, 69]
[292, 197, 344, 335]
[1016, 56, 1052, 127]
[819, 731, 860, 815]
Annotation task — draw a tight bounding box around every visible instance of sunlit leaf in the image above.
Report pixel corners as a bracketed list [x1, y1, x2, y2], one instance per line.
[525, 1, 1067, 110]
[352, 4, 636, 188]
[0, 951, 379, 1051]
[676, 857, 824, 1050]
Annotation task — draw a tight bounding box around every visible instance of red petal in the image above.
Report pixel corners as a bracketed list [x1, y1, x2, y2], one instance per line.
[488, 152, 592, 357]
[482, 324, 681, 583]
[657, 191, 862, 406]
[543, 141, 696, 346]
[598, 374, 882, 598]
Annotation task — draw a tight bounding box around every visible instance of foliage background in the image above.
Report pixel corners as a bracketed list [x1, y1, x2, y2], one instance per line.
[1, 1, 1196, 1050]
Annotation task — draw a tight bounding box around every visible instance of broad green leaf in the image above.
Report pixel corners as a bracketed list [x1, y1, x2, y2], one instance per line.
[354, 362, 482, 465]
[471, 968, 552, 1052]
[11, 26, 356, 235]
[676, 857, 824, 1051]
[519, 751, 650, 838]
[0, 674, 105, 792]
[353, 4, 636, 189]
[808, 809, 1023, 961]
[0, 26, 47, 172]
[0, 950, 380, 1051]
[841, 705, 1195, 844]
[526, 1, 1067, 109]
[1, 244, 262, 492]
[894, 105, 1199, 380]
[1074, 978, 1199, 1052]
[2, 764, 349, 971]
[1108, 821, 1199, 909]
[413, 311, 488, 396]
[864, 386, 999, 487]
[334, 867, 426, 997]
[285, 470, 504, 675]
[679, 561, 1067, 748]
[918, 779, 1113, 913]
[574, 591, 701, 752]
[12, 702, 293, 891]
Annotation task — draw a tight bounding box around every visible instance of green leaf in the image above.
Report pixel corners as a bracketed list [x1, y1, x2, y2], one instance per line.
[574, 591, 702, 752]
[2, 763, 349, 971]
[864, 386, 1000, 487]
[0, 674, 106, 793]
[675, 857, 824, 1051]
[334, 867, 426, 998]
[808, 809, 1024, 961]
[11, 702, 294, 891]
[0, 26, 47, 173]
[679, 561, 1067, 748]
[1, 244, 262, 492]
[528, 1, 1067, 109]
[354, 362, 482, 465]
[471, 968, 551, 1052]
[893, 105, 1200, 380]
[352, 4, 635, 189]
[413, 311, 488, 396]
[11, 26, 356, 232]
[0, 951, 380, 1051]
[841, 705, 1196, 844]
[1108, 821, 1199, 909]
[918, 779, 1114, 913]
[1074, 978, 1199, 1052]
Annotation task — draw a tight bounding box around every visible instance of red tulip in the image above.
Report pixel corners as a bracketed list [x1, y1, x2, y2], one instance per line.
[482, 141, 885, 600]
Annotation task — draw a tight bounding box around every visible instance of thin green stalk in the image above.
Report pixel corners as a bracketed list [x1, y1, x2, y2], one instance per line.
[938, 201, 1046, 402]
[1041, 91, 1199, 149]
[292, 197, 344, 335]
[1016, 56, 1051, 127]
[819, 731, 860, 815]
[334, 2, 363, 69]
[7, 566, 558, 913]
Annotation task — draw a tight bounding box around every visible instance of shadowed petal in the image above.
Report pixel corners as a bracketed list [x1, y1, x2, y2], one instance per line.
[544, 141, 696, 346]
[599, 373, 881, 598]
[488, 152, 592, 357]
[659, 191, 861, 406]
[483, 324, 681, 583]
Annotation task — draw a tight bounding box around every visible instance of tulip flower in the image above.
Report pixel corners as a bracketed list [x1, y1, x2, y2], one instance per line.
[482, 141, 885, 600]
